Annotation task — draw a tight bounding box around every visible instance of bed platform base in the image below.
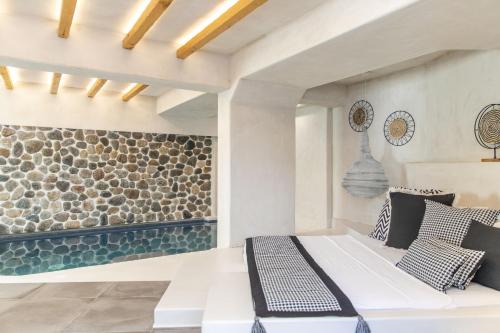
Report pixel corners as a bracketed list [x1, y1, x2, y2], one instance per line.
[202, 272, 500, 333]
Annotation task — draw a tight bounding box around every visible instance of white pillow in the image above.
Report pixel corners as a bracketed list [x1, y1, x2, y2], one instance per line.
[494, 222, 500, 229]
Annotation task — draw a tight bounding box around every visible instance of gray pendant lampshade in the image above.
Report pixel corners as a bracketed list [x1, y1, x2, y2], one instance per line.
[342, 131, 389, 198]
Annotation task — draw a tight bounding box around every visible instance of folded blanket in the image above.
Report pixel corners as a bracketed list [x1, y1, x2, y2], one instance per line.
[246, 236, 370, 333]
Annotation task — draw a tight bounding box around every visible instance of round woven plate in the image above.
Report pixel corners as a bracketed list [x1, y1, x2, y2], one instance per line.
[349, 100, 374, 132]
[384, 111, 415, 146]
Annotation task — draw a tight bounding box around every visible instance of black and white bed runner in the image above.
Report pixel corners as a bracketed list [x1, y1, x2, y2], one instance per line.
[246, 236, 370, 333]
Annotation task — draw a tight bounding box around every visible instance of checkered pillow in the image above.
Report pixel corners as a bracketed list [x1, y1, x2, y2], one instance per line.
[369, 187, 447, 241]
[425, 239, 485, 290]
[418, 200, 500, 246]
[397, 238, 467, 292]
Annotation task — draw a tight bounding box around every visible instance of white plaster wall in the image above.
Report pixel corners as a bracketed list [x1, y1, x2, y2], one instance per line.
[333, 50, 500, 227]
[0, 83, 217, 136]
[295, 106, 331, 232]
[217, 79, 304, 247]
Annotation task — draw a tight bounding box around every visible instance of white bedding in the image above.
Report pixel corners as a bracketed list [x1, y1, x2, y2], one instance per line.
[245, 234, 500, 310]
[349, 233, 500, 308]
[207, 234, 500, 333]
[298, 235, 452, 310]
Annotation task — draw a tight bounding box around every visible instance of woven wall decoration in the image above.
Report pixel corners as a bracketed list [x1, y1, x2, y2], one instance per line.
[474, 104, 500, 161]
[349, 100, 374, 132]
[384, 111, 415, 146]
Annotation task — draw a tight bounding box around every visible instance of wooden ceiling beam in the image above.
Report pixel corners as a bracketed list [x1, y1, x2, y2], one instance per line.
[0, 66, 14, 89]
[122, 84, 149, 102]
[58, 0, 78, 38]
[87, 79, 107, 98]
[176, 0, 267, 59]
[50, 73, 62, 95]
[123, 0, 174, 49]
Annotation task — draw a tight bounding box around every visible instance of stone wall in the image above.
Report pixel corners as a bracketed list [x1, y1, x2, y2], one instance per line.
[0, 124, 213, 234]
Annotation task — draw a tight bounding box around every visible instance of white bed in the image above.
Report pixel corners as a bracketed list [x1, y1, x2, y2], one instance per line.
[202, 233, 500, 333]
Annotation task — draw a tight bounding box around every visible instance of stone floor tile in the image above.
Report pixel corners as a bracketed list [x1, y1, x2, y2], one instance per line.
[0, 300, 18, 314]
[29, 282, 113, 299]
[0, 283, 43, 299]
[153, 328, 201, 333]
[101, 281, 169, 298]
[62, 297, 158, 333]
[0, 298, 90, 333]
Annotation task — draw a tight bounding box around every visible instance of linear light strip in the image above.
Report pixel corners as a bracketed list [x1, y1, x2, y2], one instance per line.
[123, 0, 173, 49]
[0, 66, 14, 89]
[122, 83, 149, 101]
[176, 0, 267, 59]
[87, 79, 108, 98]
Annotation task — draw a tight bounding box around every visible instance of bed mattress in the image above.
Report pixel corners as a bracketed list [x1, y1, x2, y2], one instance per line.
[203, 234, 500, 333]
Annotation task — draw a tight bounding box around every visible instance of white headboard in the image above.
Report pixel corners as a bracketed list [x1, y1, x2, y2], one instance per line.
[405, 163, 500, 209]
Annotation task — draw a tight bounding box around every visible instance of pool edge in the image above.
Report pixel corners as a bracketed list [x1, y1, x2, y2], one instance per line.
[0, 218, 217, 243]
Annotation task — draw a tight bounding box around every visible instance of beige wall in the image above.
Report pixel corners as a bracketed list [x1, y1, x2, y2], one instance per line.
[295, 105, 332, 232]
[333, 50, 500, 227]
[0, 83, 217, 136]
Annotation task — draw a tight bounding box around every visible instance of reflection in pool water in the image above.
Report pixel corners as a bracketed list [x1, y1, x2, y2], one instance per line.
[0, 221, 216, 276]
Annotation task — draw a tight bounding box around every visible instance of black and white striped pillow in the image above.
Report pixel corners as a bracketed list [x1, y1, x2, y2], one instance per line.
[425, 239, 485, 290]
[418, 200, 500, 246]
[397, 239, 467, 292]
[369, 199, 391, 240]
[369, 187, 446, 241]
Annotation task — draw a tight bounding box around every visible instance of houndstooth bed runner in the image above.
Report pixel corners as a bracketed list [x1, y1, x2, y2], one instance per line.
[246, 236, 370, 333]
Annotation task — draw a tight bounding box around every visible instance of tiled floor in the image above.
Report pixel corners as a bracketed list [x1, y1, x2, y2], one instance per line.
[0, 282, 200, 333]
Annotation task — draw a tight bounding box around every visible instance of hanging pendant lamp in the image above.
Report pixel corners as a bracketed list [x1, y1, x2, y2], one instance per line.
[342, 130, 389, 198]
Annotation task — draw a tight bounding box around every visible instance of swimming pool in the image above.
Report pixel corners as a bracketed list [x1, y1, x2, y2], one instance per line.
[0, 219, 216, 276]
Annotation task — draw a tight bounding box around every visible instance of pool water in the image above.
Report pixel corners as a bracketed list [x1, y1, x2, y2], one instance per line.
[0, 220, 216, 276]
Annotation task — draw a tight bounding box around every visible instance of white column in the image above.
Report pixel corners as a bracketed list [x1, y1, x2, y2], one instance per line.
[217, 79, 304, 247]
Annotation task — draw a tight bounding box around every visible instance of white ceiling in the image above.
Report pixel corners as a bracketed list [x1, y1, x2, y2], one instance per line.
[161, 93, 218, 118]
[0, 0, 329, 96]
[335, 51, 449, 85]
[245, 0, 500, 89]
[0, 0, 329, 54]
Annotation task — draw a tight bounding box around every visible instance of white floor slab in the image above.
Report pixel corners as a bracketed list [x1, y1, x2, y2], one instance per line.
[202, 272, 254, 333]
[154, 247, 245, 329]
